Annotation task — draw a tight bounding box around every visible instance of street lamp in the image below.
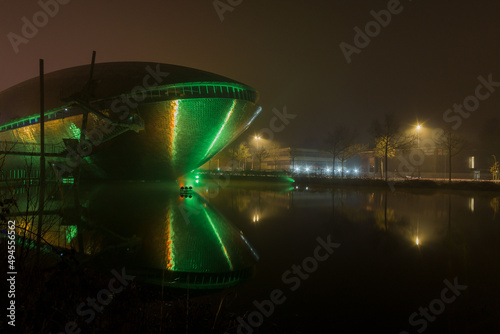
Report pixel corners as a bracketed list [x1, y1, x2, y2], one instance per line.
[254, 136, 261, 149]
[253, 136, 262, 170]
[415, 124, 422, 177]
[416, 124, 421, 148]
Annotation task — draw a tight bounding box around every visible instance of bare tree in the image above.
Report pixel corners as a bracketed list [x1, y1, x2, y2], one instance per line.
[253, 146, 270, 171]
[373, 137, 395, 178]
[236, 143, 251, 170]
[490, 155, 499, 180]
[338, 143, 368, 178]
[268, 143, 281, 170]
[324, 126, 355, 177]
[0, 139, 63, 275]
[435, 127, 467, 182]
[371, 114, 414, 182]
[289, 147, 298, 171]
[226, 143, 238, 171]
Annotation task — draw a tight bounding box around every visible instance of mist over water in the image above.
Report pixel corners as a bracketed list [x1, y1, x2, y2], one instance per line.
[204, 184, 500, 333]
[3, 181, 499, 333]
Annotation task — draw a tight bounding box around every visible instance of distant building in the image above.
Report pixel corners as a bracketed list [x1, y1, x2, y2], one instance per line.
[202, 147, 362, 175]
[202, 142, 497, 180]
[261, 147, 332, 172]
[358, 147, 491, 180]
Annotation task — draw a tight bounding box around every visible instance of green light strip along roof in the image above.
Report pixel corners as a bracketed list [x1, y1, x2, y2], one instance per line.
[0, 103, 74, 132]
[0, 62, 260, 129]
[97, 81, 259, 106]
[0, 81, 257, 133]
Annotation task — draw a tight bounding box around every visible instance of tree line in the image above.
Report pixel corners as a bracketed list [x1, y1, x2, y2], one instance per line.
[325, 114, 468, 181]
[212, 113, 500, 181]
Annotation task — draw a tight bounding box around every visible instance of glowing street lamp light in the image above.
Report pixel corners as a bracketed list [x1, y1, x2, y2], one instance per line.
[252, 136, 262, 170]
[416, 124, 421, 148]
[254, 136, 262, 150]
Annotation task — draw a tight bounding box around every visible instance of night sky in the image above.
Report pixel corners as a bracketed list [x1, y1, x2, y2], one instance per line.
[1, 0, 499, 147]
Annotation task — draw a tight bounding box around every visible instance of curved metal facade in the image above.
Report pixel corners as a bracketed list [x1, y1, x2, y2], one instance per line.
[0, 62, 261, 180]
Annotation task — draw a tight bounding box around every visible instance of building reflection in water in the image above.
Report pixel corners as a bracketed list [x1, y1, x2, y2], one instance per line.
[469, 197, 475, 213]
[2, 182, 259, 290]
[197, 184, 294, 225]
[203, 184, 499, 251]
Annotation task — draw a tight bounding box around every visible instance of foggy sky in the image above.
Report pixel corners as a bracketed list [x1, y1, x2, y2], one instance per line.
[1, 0, 499, 147]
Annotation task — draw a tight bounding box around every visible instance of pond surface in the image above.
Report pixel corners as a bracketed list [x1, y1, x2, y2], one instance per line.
[4, 181, 500, 333]
[201, 182, 500, 333]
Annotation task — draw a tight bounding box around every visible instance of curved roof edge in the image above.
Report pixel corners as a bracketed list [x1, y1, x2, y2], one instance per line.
[0, 62, 256, 124]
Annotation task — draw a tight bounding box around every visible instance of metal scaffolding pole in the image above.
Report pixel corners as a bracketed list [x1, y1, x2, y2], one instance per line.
[36, 59, 46, 263]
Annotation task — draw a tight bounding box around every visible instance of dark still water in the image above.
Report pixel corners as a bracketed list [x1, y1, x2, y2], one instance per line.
[200, 183, 500, 334]
[4, 181, 500, 333]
